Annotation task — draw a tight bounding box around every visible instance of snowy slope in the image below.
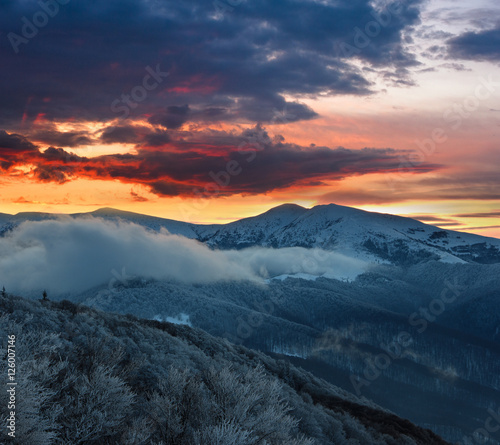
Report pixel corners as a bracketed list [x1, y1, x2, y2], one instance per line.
[193, 204, 500, 264]
[1, 203, 499, 265]
[76, 208, 200, 238]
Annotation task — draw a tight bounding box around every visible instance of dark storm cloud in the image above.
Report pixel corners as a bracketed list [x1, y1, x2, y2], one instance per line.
[0, 129, 38, 169]
[125, 140, 412, 197]
[448, 24, 500, 62]
[99, 124, 173, 146]
[233, 97, 318, 123]
[38, 146, 86, 163]
[100, 126, 141, 144]
[148, 105, 191, 130]
[33, 165, 72, 183]
[29, 129, 94, 147]
[0, 0, 424, 129]
[0, 130, 37, 152]
[142, 130, 171, 147]
[0, 127, 434, 197]
[149, 181, 198, 197]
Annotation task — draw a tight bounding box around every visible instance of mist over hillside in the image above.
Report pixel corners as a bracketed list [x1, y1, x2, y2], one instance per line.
[0, 217, 368, 295]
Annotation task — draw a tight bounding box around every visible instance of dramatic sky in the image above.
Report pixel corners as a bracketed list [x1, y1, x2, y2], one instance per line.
[0, 0, 499, 236]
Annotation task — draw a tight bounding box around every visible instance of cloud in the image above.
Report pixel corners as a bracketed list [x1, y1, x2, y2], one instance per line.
[438, 62, 471, 72]
[402, 215, 453, 223]
[453, 211, 500, 218]
[39, 146, 86, 163]
[148, 105, 191, 130]
[0, 130, 38, 152]
[424, 7, 499, 30]
[33, 165, 72, 183]
[464, 225, 500, 231]
[0, 127, 436, 197]
[142, 130, 171, 147]
[316, 161, 500, 206]
[405, 215, 464, 227]
[225, 247, 368, 281]
[0, 218, 367, 295]
[154, 313, 192, 326]
[0, 0, 424, 128]
[429, 222, 464, 228]
[0, 130, 39, 170]
[130, 190, 149, 202]
[447, 24, 500, 62]
[13, 197, 34, 204]
[100, 126, 141, 144]
[0, 218, 256, 295]
[29, 128, 94, 147]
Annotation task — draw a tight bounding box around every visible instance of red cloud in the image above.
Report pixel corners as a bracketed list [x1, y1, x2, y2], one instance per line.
[0, 127, 440, 198]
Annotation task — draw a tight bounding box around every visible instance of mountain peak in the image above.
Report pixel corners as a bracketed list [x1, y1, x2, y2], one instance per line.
[89, 207, 139, 217]
[264, 203, 307, 214]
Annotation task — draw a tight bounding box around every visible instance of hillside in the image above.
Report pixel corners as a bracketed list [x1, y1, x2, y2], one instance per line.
[0, 293, 450, 445]
[76, 261, 500, 443]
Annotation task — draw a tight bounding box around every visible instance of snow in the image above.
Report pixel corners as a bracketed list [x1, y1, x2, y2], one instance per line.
[1, 203, 499, 267]
[153, 313, 192, 326]
[271, 345, 308, 359]
[270, 273, 319, 282]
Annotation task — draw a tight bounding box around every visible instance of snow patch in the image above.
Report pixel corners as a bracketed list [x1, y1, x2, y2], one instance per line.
[270, 273, 319, 282]
[153, 313, 192, 326]
[271, 345, 308, 359]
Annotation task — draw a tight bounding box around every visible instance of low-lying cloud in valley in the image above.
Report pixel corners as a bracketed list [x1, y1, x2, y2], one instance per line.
[0, 218, 368, 296]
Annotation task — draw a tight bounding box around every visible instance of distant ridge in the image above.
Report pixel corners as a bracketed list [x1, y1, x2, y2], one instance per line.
[1, 203, 499, 264]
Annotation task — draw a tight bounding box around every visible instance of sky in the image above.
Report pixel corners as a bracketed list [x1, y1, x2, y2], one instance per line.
[0, 0, 499, 236]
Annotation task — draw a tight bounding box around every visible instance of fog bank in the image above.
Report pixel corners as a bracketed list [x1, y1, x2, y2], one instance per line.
[0, 218, 368, 295]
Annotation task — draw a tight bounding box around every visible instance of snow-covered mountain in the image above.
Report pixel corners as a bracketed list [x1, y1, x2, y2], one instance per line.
[194, 204, 500, 264]
[2, 204, 499, 443]
[2, 203, 499, 265]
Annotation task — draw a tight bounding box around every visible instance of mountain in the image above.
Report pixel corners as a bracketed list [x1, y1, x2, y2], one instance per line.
[2, 203, 499, 265]
[0, 292, 451, 445]
[2, 204, 499, 443]
[193, 203, 500, 264]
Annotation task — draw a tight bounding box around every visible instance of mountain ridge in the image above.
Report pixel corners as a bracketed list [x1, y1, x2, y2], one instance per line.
[1, 203, 499, 265]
